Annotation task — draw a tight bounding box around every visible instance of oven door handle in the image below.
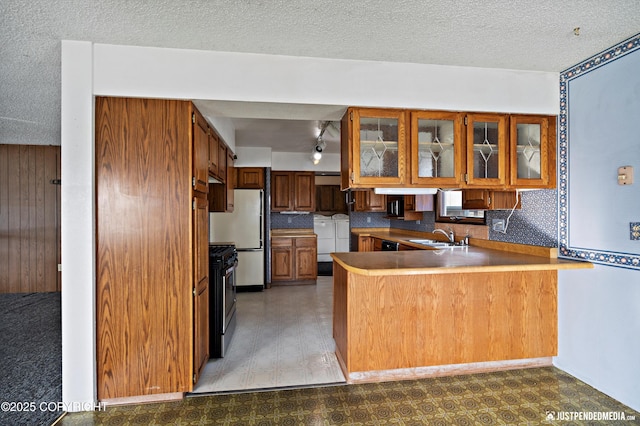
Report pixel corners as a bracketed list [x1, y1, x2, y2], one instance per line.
[225, 264, 236, 275]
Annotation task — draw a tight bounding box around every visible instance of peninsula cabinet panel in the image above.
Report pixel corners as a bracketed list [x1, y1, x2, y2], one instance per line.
[333, 264, 557, 377]
[95, 97, 201, 400]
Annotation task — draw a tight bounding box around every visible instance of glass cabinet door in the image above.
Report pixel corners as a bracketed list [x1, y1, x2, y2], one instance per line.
[351, 108, 406, 186]
[510, 115, 554, 188]
[465, 113, 508, 187]
[410, 111, 463, 185]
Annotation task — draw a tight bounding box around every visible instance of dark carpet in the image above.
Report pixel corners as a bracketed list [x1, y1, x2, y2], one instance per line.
[0, 292, 62, 426]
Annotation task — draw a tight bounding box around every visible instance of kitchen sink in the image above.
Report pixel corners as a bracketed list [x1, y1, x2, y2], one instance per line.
[408, 239, 466, 249]
[408, 239, 439, 244]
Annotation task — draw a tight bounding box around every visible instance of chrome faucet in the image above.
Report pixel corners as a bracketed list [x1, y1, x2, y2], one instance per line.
[433, 228, 455, 243]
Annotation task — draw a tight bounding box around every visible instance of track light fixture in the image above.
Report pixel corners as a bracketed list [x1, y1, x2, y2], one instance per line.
[311, 136, 326, 165]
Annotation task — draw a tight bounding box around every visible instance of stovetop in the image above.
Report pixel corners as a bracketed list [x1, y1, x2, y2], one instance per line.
[209, 244, 236, 261]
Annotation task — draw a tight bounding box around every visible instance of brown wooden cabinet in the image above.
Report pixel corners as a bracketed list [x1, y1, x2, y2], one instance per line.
[217, 143, 227, 183]
[193, 194, 209, 384]
[210, 147, 235, 212]
[509, 114, 556, 188]
[462, 189, 521, 210]
[353, 189, 386, 212]
[397, 194, 434, 221]
[341, 107, 407, 190]
[95, 97, 208, 400]
[465, 113, 509, 188]
[208, 131, 219, 178]
[410, 110, 464, 186]
[193, 109, 210, 194]
[236, 167, 264, 189]
[355, 235, 375, 252]
[270, 171, 316, 212]
[316, 185, 347, 213]
[271, 235, 317, 283]
[342, 107, 556, 191]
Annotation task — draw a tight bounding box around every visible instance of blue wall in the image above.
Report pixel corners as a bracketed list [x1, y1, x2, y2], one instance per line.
[555, 33, 640, 412]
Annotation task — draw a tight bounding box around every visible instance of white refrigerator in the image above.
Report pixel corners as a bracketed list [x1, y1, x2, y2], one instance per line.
[210, 189, 264, 289]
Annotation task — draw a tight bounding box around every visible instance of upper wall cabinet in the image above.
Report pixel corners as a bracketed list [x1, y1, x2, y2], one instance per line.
[341, 108, 407, 189]
[208, 130, 219, 178]
[353, 189, 386, 212]
[342, 107, 556, 191]
[509, 115, 556, 188]
[410, 111, 464, 186]
[465, 113, 509, 188]
[236, 167, 265, 189]
[271, 171, 316, 212]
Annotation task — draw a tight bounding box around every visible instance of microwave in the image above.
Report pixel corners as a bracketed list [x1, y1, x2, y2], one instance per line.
[386, 199, 404, 217]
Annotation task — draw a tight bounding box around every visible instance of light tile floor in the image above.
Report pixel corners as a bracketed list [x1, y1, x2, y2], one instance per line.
[192, 276, 346, 394]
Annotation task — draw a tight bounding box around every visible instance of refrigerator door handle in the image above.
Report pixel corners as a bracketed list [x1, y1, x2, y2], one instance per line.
[259, 190, 264, 249]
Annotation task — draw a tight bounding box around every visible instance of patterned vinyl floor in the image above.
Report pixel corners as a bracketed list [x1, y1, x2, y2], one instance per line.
[192, 277, 345, 393]
[57, 366, 639, 425]
[57, 278, 639, 425]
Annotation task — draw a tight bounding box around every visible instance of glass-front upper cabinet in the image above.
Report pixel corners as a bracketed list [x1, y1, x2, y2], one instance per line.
[465, 113, 508, 188]
[343, 108, 406, 188]
[509, 115, 556, 188]
[410, 111, 464, 186]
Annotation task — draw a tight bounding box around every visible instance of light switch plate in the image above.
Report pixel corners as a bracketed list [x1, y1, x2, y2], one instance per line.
[492, 219, 505, 232]
[631, 222, 640, 240]
[618, 166, 634, 185]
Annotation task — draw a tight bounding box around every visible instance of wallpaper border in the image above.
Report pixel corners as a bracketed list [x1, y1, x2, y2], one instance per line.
[558, 33, 640, 269]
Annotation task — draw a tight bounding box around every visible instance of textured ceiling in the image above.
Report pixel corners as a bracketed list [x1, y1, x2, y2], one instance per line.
[1, 0, 639, 151]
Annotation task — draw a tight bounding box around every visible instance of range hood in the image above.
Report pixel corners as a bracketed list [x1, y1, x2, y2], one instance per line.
[373, 188, 438, 195]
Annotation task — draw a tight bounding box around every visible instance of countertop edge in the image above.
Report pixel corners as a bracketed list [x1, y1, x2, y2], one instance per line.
[330, 253, 594, 276]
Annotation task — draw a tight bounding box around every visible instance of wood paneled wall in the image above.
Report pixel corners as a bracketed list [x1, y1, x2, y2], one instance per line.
[0, 144, 60, 293]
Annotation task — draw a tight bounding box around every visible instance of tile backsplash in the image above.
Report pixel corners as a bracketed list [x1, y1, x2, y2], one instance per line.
[349, 212, 391, 228]
[487, 189, 558, 247]
[350, 189, 558, 247]
[271, 212, 314, 229]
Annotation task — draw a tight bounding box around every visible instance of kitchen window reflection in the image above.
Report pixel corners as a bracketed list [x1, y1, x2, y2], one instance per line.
[435, 190, 485, 224]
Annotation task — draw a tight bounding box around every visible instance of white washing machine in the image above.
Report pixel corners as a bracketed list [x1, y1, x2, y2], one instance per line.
[332, 214, 350, 253]
[313, 215, 335, 263]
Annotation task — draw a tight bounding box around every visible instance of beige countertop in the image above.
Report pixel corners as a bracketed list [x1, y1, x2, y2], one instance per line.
[271, 229, 316, 238]
[338, 229, 593, 275]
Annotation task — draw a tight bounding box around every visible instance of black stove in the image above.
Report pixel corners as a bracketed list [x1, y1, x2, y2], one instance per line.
[209, 244, 237, 262]
[209, 244, 238, 358]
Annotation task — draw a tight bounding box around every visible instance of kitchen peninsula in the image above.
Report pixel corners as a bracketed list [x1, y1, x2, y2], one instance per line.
[331, 238, 592, 383]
